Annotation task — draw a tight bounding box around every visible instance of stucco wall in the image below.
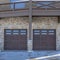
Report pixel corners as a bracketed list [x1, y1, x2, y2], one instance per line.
[0, 17, 59, 50]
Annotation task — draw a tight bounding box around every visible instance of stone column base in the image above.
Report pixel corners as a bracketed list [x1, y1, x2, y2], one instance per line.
[27, 40, 33, 52]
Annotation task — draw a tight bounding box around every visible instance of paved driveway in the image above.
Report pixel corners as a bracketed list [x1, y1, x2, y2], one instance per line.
[0, 51, 60, 60]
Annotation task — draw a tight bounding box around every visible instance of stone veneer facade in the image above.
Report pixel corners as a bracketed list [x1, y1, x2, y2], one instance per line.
[0, 17, 60, 50]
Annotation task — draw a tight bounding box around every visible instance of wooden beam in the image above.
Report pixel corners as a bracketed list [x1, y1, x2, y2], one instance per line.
[0, 9, 60, 18]
[58, 16, 60, 23]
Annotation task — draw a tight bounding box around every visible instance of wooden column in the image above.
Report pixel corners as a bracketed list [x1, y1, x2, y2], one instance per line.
[58, 16, 60, 23]
[28, 0, 32, 51]
[29, 0, 32, 40]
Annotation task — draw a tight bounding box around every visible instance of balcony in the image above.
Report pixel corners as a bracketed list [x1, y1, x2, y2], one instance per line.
[0, 1, 60, 18]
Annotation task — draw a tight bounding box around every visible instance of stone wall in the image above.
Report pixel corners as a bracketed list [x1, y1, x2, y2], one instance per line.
[32, 17, 58, 29]
[0, 16, 59, 50]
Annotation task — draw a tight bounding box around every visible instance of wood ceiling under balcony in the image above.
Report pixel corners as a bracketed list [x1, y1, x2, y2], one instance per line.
[0, 1, 60, 18]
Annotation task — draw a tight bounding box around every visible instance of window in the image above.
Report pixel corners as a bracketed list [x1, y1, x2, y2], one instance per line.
[41, 33, 47, 35]
[13, 30, 19, 32]
[48, 30, 55, 35]
[20, 30, 26, 35]
[6, 30, 11, 32]
[33, 30, 40, 35]
[34, 33, 40, 35]
[48, 33, 54, 35]
[20, 30, 26, 33]
[5, 29, 27, 35]
[41, 30, 47, 35]
[34, 30, 40, 33]
[41, 30, 47, 33]
[13, 30, 19, 35]
[5, 30, 12, 35]
[48, 30, 54, 33]
[20, 33, 26, 35]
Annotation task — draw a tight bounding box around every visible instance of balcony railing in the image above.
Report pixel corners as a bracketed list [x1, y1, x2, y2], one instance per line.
[32, 1, 60, 10]
[0, 1, 60, 12]
[0, 1, 29, 12]
[0, 1, 60, 17]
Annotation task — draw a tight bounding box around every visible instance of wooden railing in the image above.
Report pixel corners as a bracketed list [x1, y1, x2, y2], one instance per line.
[32, 1, 60, 10]
[0, 1, 60, 12]
[0, 1, 60, 17]
[0, 1, 29, 12]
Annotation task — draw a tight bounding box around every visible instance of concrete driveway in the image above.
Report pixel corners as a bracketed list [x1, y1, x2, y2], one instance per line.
[0, 51, 60, 60]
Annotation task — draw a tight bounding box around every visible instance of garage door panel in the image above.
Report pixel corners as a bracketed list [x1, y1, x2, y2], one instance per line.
[47, 46, 56, 50]
[4, 29, 27, 50]
[33, 29, 56, 50]
[33, 36, 40, 42]
[33, 36, 40, 38]
[33, 47, 40, 50]
[40, 47, 47, 50]
[20, 38, 27, 40]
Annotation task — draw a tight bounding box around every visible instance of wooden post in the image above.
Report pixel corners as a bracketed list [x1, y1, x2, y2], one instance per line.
[29, 0, 32, 40]
[28, 0, 32, 52]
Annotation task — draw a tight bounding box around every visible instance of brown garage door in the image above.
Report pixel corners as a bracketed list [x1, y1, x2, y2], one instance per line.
[33, 29, 56, 50]
[4, 29, 27, 50]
